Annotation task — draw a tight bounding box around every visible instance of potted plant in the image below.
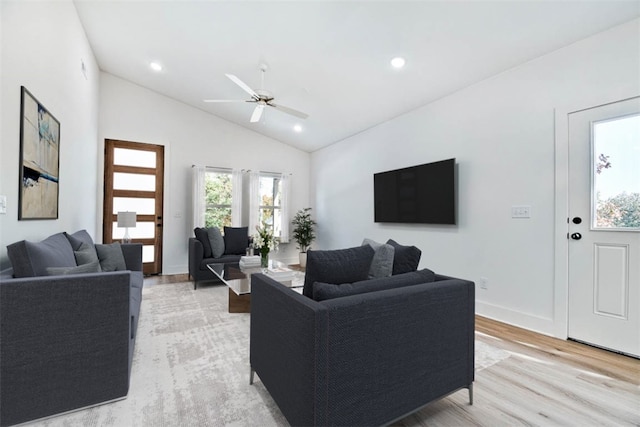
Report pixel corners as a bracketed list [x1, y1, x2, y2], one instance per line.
[291, 207, 316, 268]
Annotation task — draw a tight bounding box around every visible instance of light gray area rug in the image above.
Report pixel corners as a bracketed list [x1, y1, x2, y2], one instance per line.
[30, 281, 509, 427]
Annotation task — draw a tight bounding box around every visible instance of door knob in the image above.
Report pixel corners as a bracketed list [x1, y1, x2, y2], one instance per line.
[572, 217, 582, 224]
[570, 232, 582, 240]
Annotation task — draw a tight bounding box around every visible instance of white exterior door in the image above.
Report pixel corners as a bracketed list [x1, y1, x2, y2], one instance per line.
[567, 97, 640, 358]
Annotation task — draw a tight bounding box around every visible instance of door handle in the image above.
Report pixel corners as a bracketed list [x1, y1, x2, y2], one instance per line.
[572, 217, 582, 224]
[570, 232, 582, 240]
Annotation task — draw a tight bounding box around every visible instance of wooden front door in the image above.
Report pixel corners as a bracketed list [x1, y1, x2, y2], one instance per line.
[103, 139, 164, 275]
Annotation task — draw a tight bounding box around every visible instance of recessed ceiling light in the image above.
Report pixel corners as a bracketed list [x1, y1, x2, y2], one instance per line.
[390, 57, 406, 69]
[150, 62, 163, 72]
[293, 124, 302, 133]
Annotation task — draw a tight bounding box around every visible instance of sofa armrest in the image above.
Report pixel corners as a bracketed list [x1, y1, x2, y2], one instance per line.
[319, 278, 475, 426]
[120, 243, 143, 271]
[188, 237, 203, 275]
[0, 271, 131, 426]
[250, 274, 329, 427]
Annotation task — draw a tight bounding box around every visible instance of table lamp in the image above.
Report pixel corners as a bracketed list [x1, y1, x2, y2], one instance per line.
[117, 211, 136, 244]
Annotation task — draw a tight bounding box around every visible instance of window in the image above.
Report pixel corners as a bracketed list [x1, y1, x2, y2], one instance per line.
[205, 170, 232, 229]
[192, 166, 242, 229]
[259, 174, 283, 237]
[592, 114, 640, 229]
[249, 172, 290, 242]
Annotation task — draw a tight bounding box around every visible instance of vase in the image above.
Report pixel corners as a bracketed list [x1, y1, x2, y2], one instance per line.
[299, 252, 307, 268]
[261, 251, 269, 268]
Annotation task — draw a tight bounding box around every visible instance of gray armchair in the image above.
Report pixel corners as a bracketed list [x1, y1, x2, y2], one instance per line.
[250, 273, 475, 426]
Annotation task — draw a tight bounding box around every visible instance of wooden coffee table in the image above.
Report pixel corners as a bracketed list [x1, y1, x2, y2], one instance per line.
[207, 260, 304, 313]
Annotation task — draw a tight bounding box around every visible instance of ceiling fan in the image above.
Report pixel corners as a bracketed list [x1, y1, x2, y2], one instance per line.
[203, 64, 309, 123]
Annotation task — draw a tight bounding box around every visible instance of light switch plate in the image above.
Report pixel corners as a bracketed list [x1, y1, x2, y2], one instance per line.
[511, 205, 531, 218]
[0, 195, 7, 214]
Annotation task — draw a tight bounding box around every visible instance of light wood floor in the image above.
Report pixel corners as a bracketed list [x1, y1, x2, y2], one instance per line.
[145, 275, 640, 426]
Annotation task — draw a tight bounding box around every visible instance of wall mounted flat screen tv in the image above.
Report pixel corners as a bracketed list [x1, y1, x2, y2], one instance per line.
[374, 158, 456, 225]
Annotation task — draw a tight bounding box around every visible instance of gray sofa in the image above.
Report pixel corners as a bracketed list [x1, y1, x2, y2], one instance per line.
[188, 226, 254, 289]
[250, 245, 475, 426]
[0, 231, 143, 426]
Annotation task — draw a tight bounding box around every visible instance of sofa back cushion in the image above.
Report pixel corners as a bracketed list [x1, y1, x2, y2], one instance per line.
[223, 226, 249, 255]
[7, 233, 77, 278]
[194, 228, 213, 258]
[303, 245, 375, 298]
[64, 229, 95, 250]
[95, 243, 127, 272]
[312, 268, 436, 301]
[387, 239, 422, 274]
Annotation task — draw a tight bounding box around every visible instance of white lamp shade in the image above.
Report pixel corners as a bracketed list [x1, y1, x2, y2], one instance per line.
[117, 211, 137, 228]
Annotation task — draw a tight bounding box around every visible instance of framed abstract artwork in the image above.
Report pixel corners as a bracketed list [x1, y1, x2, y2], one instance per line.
[19, 86, 60, 220]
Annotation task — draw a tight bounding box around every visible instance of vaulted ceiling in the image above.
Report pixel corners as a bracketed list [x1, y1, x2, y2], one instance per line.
[73, 0, 640, 152]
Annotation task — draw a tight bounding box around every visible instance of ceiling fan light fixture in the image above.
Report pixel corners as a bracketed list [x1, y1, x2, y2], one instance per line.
[150, 61, 163, 72]
[390, 57, 406, 69]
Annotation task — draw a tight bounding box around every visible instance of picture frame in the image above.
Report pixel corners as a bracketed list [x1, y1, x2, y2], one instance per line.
[19, 86, 60, 220]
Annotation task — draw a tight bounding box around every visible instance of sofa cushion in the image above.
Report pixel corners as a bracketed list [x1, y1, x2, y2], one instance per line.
[303, 245, 375, 298]
[207, 227, 225, 258]
[362, 238, 395, 278]
[224, 226, 248, 255]
[64, 230, 95, 251]
[95, 243, 127, 272]
[312, 268, 436, 301]
[387, 239, 422, 275]
[46, 261, 102, 276]
[74, 241, 101, 269]
[194, 227, 213, 258]
[7, 232, 77, 278]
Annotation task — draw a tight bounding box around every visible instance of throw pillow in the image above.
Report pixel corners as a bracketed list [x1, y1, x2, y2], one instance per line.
[386, 239, 422, 275]
[362, 238, 395, 278]
[312, 268, 436, 301]
[64, 229, 95, 251]
[303, 245, 375, 298]
[74, 241, 102, 270]
[46, 261, 102, 276]
[194, 227, 213, 258]
[207, 227, 225, 258]
[223, 226, 249, 255]
[7, 232, 77, 277]
[95, 243, 127, 272]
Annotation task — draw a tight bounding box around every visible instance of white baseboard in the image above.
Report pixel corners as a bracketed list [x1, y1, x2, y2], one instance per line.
[162, 264, 188, 275]
[476, 300, 557, 338]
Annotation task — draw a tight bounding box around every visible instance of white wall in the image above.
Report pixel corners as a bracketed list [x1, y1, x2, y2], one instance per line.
[99, 73, 311, 274]
[0, 1, 100, 266]
[310, 19, 640, 336]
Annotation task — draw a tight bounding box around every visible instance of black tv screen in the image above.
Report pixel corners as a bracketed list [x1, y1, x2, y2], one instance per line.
[374, 158, 456, 225]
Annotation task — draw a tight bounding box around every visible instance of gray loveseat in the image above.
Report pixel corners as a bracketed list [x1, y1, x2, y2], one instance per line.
[250, 244, 475, 426]
[188, 226, 253, 289]
[0, 230, 143, 426]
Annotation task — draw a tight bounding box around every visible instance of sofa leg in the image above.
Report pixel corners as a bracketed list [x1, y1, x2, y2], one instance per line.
[468, 382, 474, 405]
[194, 280, 197, 290]
[249, 367, 255, 385]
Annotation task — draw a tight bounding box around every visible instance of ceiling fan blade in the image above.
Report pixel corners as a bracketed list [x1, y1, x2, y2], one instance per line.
[250, 104, 265, 123]
[226, 74, 259, 100]
[270, 103, 309, 119]
[203, 99, 247, 103]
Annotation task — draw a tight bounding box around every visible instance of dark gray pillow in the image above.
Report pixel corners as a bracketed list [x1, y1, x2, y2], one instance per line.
[386, 239, 422, 275]
[224, 226, 248, 255]
[303, 245, 375, 298]
[74, 241, 101, 270]
[64, 229, 95, 251]
[207, 227, 225, 258]
[312, 268, 436, 301]
[362, 238, 395, 278]
[194, 227, 212, 258]
[7, 232, 76, 277]
[47, 261, 102, 276]
[95, 243, 127, 272]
